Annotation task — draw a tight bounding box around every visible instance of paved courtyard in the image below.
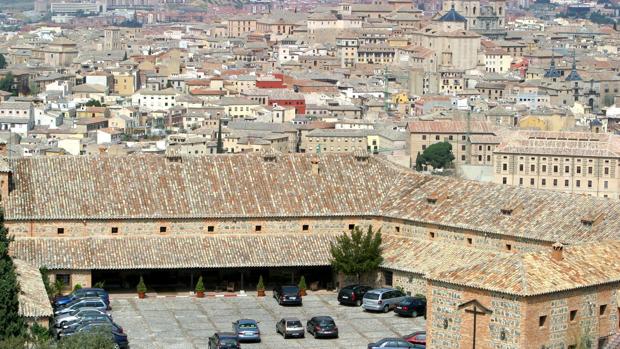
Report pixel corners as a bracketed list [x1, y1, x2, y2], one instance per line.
[110, 293, 426, 349]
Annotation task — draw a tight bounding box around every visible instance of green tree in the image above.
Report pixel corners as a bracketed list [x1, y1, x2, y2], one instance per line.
[415, 152, 423, 171]
[330, 226, 383, 283]
[84, 99, 102, 107]
[0, 72, 13, 93]
[28, 81, 39, 96]
[166, 80, 173, 89]
[0, 54, 6, 69]
[57, 328, 116, 349]
[419, 142, 455, 169]
[0, 211, 25, 339]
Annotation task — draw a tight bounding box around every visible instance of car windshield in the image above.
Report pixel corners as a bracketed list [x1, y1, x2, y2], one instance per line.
[282, 286, 298, 294]
[287, 321, 302, 327]
[238, 323, 256, 329]
[365, 292, 380, 300]
[400, 297, 414, 304]
[317, 318, 334, 326]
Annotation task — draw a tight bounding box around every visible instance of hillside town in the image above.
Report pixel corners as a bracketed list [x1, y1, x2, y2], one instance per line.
[0, 0, 619, 348]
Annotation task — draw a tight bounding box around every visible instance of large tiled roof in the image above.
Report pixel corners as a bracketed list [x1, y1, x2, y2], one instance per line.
[12, 234, 338, 270]
[13, 259, 53, 318]
[4, 153, 399, 220]
[379, 171, 620, 244]
[5, 153, 620, 245]
[381, 236, 506, 275]
[428, 241, 620, 296]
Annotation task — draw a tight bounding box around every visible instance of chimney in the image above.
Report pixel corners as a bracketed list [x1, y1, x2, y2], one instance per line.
[311, 156, 320, 175]
[551, 242, 564, 262]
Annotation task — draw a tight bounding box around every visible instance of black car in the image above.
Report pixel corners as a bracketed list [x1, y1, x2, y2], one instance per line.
[62, 323, 128, 349]
[306, 316, 338, 339]
[338, 284, 372, 306]
[273, 285, 302, 306]
[394, 296, 426, 318]
[208, 332, 240, 349]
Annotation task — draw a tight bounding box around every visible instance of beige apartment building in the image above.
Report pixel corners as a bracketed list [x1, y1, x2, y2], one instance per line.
[407, 120, 496, 167]
[304, 129, 369, 154]
[494, 131, 620, 199]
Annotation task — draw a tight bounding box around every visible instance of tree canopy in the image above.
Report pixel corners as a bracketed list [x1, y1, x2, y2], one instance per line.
[84, 99, 102, 107]
[417, 141, 455, 170]
[0, 72, 13, 93]
[330, 226, 383, 282]
[0, 211, 25, 340]
[0, 54, 6, 69]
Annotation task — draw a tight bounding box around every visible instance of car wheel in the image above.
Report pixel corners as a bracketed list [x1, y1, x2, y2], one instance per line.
[356, 299, 362, 306]
[383, 305, 389, 313]
[411, 311, 418, 318]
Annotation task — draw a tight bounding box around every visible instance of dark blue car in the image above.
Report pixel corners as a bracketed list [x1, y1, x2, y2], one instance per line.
[54, 288, 110, 310]
[63, 322, 128, 349]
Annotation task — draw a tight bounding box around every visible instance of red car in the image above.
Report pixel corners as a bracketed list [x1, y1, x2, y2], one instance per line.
[404, 331, 426, 345]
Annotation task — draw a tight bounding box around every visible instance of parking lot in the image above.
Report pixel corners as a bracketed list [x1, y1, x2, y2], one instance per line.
[110, 292, 426, 349]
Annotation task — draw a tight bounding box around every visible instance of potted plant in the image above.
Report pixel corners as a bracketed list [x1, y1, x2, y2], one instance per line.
[73, 283, 82, 292]
[195, 276, 205, 298]
[298, 276, 307, 296]
[257, 275, 265, 297]
[137, 276, 147, 299]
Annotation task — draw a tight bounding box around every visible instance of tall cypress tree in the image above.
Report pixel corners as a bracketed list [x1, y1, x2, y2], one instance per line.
[0, 211, 25, 339]
[216, 118, 224, 154]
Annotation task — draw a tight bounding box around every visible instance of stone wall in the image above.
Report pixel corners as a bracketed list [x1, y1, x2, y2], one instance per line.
[376, 217, 551, 254]
[51, 269, 92, 291]
[6, 217, 375, 238]
[522, 284, 619, 349]
[392, 270, 427, 297]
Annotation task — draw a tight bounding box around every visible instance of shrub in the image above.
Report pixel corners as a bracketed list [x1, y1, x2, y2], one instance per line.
[257, 275, 265, 290]
[298, 276, 307, 290]
[195, 276, 205, 292]
[73, 284, 82, 292]
[136, 276, 147, 293]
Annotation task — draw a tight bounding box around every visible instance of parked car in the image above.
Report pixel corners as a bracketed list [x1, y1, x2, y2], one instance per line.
[273, 285, 302, 306]
[62, 322, 128, 349]
[232, 319, 260, 342]
[368, 337, 425, 348]
[54, 288, 110, 309]
[54, 297, 108, 316]
[276, 317, 305, 339]
[337, 284, 372, 306]
[394, 297, 426, 318]
[58, 317, 122, 339]
[54, 307, 111, 327]
[306, 316, 338, 339]
[362, 288, 407, 313]
[208, 332, 241, 349]
[403, 331, 426, 345]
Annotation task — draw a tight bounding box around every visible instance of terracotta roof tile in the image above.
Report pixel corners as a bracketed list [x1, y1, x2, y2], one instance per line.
[428, 241, 620, 296]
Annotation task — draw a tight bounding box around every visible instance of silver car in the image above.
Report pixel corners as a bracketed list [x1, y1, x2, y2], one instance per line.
[54, 307, 111, 327]
[54, 297, 108, 316]
[362, 288, 407, 313]
[276, 317, 305, 339]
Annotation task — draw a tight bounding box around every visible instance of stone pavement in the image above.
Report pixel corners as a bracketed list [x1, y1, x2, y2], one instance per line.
[110, 292, 426, 349]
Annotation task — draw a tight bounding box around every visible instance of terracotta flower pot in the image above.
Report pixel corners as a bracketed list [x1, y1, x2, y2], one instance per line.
[257, 289, 265, 297]
[196, 291, 205, 298]
[300, 289, 307, 296]
[138, 292, 146, 299]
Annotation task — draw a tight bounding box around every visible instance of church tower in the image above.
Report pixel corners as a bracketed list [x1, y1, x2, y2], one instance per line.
[442, 0, 480, 30]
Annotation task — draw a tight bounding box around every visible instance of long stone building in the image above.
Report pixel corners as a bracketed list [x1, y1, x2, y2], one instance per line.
[3, 152, 620, 348]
